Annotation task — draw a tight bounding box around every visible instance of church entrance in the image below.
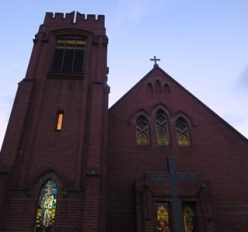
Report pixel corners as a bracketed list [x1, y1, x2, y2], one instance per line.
[135, 157, 214, 232]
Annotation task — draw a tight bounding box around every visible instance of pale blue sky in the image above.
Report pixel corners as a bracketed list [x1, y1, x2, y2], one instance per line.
[0, 0, 247, 146]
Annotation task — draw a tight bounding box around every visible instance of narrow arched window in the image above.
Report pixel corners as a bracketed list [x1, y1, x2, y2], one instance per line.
[34, 180, 58, 232]
[136, 116, 150, 145]
[56, 110, 64, 131]
[155, 110, 169, 145]
[156, 204, 171, 232]
[175, 117, 190, 145]
[183, 203, 197, 232]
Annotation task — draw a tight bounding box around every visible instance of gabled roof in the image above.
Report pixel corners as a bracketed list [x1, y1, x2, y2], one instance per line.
[109, 66, 248, 142]
[109, 66, 167, 110]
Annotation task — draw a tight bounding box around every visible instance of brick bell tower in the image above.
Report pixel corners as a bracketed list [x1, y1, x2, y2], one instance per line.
[0, 11, 108, 232]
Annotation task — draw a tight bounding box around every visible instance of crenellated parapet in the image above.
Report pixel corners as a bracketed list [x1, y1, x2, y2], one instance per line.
[43, 11, 105, 34]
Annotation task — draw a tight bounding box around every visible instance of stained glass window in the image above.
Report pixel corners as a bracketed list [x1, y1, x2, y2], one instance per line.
[51, 37, 86, 73]
[155, 110, 169, 145]
[175, 117, 190, 145]
[183, 203, 197, 232]
[136, 116, 150, 145]
[34, 180, 58, 232]
[156, 203, 171, 232]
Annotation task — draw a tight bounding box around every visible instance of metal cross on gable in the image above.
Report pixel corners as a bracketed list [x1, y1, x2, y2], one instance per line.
[150, 56, 160, 67]
[150, 156, 197, 232]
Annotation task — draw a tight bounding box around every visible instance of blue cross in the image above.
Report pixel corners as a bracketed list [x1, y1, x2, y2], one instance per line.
[150, 157, 197, 232]
[150, 56, 160, 67]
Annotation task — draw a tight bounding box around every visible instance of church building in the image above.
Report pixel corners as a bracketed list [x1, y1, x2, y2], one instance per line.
[0, 11, 248, 232]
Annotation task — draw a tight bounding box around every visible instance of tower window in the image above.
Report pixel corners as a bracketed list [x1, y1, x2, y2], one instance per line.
[34, 180, 58, 232]
[51, 37, 86, 73]
[136, 116, 150, 145]
[56, 111, 64, 131]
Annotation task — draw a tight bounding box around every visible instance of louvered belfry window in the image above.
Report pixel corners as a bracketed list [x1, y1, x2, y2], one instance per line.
[51, 37, 86, 73]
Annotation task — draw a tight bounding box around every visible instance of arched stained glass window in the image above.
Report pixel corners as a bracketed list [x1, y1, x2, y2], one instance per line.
[34, 180, 58, 232]
[175, 117, 190, 145]
[155, 110, 169, 145]
[183, 204, 196, 232]
[156, 204, 170, 232]
[136, 116, 150, 145]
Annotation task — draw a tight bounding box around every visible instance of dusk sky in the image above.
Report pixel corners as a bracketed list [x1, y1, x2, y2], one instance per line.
[0, 0, 247, 147]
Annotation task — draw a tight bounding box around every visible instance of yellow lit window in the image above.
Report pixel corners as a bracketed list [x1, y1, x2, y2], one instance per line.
[56, 112, 64, 131]
[183, 203, 196, 232]
[156, 204, 171, 232]
[34, 180, 58, 232]
[155, 110, 169, 145]
[175, 117, 190, 145]
[136, 116, 150, 145]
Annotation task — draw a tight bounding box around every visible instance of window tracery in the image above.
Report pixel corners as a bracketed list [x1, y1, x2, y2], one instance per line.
[136, 116, 150, 145]
[155, 110, 169, 145]
[175, 117, 190, 145]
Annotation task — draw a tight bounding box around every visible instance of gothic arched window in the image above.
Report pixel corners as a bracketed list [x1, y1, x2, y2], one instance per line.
[155, 110, 169, 145]
[136, 116, 150, 145]
[175, 117, 190, 145]
[34, 180, 58, 232]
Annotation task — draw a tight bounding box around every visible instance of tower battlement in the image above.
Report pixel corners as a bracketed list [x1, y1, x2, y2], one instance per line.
[43, 11, 105, 30]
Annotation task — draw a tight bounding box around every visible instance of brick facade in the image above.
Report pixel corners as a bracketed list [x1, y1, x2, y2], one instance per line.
[0, 11, 248, 232]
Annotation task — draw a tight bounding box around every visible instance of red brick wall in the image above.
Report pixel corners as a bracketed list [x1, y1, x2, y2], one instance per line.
[1, 11, 248, 232]
[107, 67, 248, 232]
[0, 12, 108, 232]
